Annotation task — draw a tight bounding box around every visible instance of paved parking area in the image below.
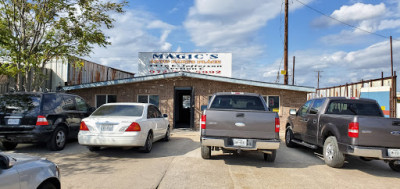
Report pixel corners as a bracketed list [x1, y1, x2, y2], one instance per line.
[5, 130, 400, 189]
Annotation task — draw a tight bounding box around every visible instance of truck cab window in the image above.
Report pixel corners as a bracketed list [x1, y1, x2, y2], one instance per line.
[299, 100, 312, 117]
[310, 99, 325, 114]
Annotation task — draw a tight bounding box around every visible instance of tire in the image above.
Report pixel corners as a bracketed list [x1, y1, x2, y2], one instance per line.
[323, 136, 345, 168]
[141, 132, 153, 153]
[201, 145, 211, 159]
[285, 128, 296, 148]
[389, 161, 400, 172]
[88, 146, 101, 152]
[1, 141, 18, 151]
[162, 126, 170, 142]
[263, 150, 277, 162]
[38, 181, 57, 189]
[47, 127, 67, 151]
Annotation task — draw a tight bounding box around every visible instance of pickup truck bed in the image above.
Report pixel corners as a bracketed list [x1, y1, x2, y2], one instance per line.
[201, 92, 280, 162]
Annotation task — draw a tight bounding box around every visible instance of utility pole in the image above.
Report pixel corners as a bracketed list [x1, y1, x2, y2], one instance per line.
[284, 0, 289, 85]
[315, 70, 323, 89]
[292, 56, 295, 85]
[390, 36, 396, 117]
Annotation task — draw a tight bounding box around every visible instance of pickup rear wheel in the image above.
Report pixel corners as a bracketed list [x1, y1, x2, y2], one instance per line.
[323, 136, 345, 168]
[389, 161, 400, 172]
[201, 146, 211, 159]
[1, 142, 18, 151]
[263, 150, 277, 162]
[285, 128, 296, 148]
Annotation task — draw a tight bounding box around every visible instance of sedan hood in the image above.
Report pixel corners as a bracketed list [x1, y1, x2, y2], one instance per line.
[1, 152, 43, 166]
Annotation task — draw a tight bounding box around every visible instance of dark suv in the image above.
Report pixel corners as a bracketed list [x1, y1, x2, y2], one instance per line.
[0, 92, 94, 151]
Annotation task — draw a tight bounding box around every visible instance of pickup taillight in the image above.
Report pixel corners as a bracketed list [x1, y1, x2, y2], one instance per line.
[348, 122, 359, 138]
[201, 115, 206, 129]
[275, 117, 280, 133]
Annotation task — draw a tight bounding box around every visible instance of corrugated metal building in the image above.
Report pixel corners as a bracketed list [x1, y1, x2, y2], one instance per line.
[44, 57, 135, 91]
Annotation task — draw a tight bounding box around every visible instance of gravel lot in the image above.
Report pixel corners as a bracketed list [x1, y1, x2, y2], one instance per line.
[4, 130, 400, 189]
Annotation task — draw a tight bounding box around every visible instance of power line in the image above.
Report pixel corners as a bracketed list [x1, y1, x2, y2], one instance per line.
[295, 0, 397, 40]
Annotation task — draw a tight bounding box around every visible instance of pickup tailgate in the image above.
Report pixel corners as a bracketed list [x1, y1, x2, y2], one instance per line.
[203, 109, 278, 140]
[357, 117, 400, 148]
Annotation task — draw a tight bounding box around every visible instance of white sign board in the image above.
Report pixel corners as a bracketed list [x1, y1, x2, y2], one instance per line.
[138, 52, 232, 77]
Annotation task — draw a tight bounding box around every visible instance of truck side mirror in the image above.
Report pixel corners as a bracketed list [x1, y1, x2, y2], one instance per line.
[289, 109, 297, 115]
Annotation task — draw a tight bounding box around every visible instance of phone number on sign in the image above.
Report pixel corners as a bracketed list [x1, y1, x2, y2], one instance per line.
[149, 70, 222, 74]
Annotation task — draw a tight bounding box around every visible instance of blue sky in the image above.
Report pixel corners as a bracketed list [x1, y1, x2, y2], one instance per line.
[84, 0, 400, 88]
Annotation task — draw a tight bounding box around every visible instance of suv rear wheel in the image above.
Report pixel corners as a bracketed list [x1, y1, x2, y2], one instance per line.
[1, 141, 18, 151]
[47, 127, 67, 151]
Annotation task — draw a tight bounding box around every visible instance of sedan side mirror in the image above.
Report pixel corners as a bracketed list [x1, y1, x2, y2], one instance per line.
[289, 109, 297, 115]
[0, 154, 15, 169]
[163, 114, 168, 118]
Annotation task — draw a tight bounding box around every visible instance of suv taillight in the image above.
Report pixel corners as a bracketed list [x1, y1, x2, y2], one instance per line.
[125, 122, 141, 132]
[80, 121, 89, 131]
[275, 117, 280, 133]
[36, 115, 49, 126]
[201, 115, 206, 129]
[348, 122, 359, 138]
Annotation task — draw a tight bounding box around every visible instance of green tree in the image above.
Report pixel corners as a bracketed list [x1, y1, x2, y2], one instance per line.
[0, 0, 126, 91]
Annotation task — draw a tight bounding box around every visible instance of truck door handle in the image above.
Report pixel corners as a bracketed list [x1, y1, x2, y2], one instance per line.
[235, 122, 245, 127]
[236, 113, 244, 117]
[303, 118, 309, 122]
[313, 119, 317, 124]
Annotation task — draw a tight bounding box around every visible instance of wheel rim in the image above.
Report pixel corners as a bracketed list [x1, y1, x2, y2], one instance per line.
[286, 130, 290, 143]
[326, 143, 334, 161]
[56, 130, 66, 147]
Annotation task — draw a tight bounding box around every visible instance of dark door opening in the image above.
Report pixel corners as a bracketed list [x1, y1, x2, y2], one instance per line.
[174, 87, 194, 129]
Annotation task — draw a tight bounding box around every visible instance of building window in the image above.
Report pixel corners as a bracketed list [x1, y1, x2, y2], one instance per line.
[263, 96, 280, 113]
[96, 94, 117, 108]
[138, 95, 159, 107]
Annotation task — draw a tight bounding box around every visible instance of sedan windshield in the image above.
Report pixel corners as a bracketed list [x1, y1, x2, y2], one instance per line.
[91, 105, 144, 117]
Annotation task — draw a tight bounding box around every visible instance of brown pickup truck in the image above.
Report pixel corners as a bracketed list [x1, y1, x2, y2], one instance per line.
[200, 92, 280, 161]
[286, 97, 400, 172]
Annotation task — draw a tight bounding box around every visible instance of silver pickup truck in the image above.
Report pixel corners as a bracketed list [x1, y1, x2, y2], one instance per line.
[286, 97, 400, 172]
[200, 92, 280, 161]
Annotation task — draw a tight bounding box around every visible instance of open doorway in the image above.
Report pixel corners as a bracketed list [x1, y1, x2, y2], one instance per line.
[174, 87, 194, 129]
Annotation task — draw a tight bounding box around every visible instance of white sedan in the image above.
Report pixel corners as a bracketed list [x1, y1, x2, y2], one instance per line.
[78, 103, 170, 152]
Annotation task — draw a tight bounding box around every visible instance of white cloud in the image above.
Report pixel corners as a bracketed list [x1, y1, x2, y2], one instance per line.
[314, 2, 400, 45]
[331, 3, 386, 23]
[83, 10, 176, 73]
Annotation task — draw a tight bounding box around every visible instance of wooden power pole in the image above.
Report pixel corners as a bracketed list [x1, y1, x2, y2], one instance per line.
[284, 0, 289, 85]
[315, 70, 323, 89]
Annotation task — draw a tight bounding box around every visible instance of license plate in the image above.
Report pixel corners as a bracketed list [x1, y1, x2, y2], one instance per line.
[101, 125, 113, 132]
[233, 139, 247, 147]
[388, 149, 400, 157]
[7, 119, 20, 125]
